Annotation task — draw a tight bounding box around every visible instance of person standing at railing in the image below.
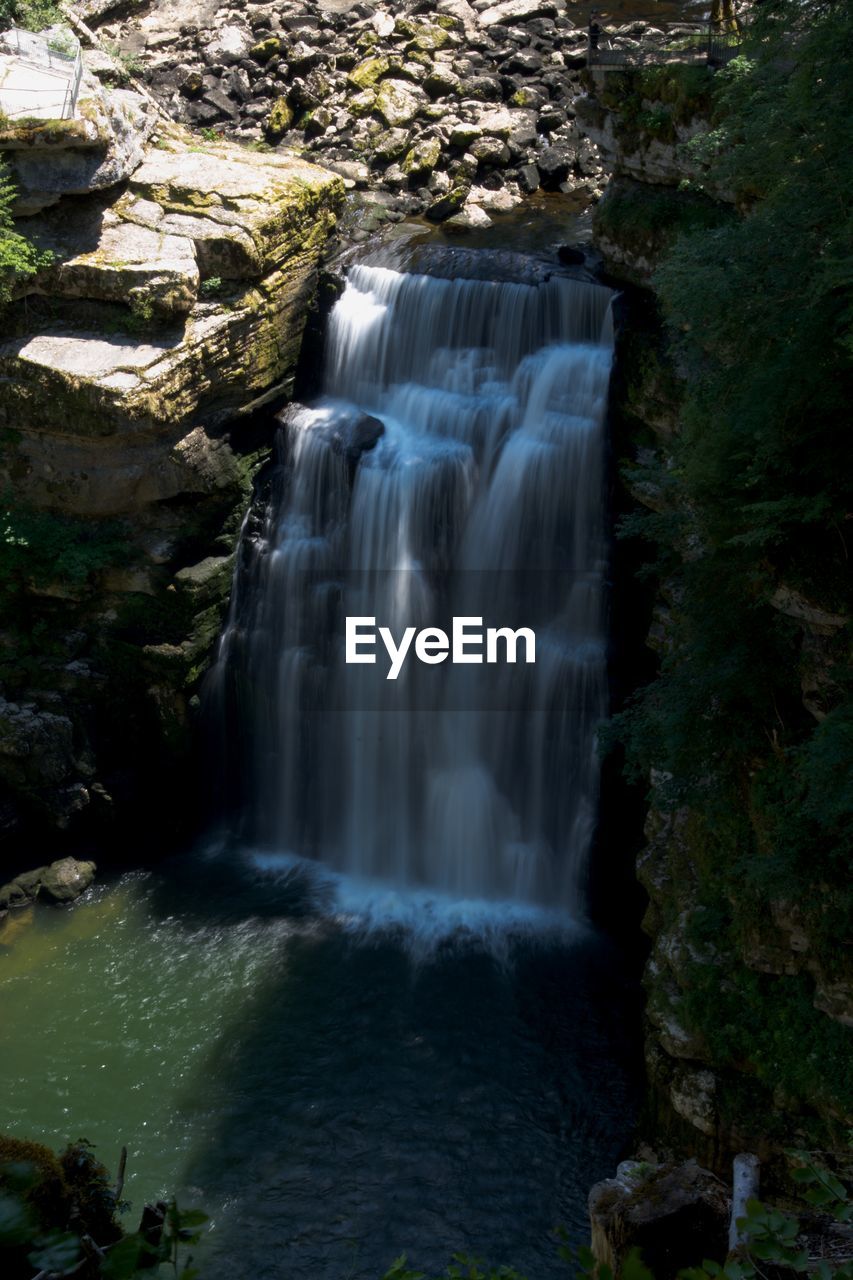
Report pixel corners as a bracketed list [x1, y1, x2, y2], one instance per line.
[589, 13, 603, 51]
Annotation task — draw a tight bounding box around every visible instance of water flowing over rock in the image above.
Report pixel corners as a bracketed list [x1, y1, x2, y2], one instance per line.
[207, 251, 614, 910]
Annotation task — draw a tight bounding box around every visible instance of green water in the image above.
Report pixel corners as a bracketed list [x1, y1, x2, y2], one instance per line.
[1, 873, 287, 1206]
[1, 861, 639, 1278]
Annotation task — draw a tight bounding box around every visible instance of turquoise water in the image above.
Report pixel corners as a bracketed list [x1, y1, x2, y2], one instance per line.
[0, 854, 639, 1278]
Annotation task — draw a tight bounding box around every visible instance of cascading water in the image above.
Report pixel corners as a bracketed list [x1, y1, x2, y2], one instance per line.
[207, 252, 614, 916]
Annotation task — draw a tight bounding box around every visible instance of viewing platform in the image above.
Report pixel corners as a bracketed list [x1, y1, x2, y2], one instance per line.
[588, 19, 742, 70]
[0, 26, 83, 121]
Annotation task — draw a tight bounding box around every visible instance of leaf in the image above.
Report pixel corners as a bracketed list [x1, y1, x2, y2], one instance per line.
[28, 1230, 81, 1274]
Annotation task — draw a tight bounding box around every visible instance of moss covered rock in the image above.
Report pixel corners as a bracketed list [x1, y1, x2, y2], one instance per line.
[401, 136, 442, 179]
[265, 97, 295, 137]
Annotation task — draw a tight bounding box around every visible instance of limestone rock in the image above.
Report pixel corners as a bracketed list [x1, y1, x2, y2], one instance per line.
[1, 79, 156, 216]
[204, 25, 253, 67]
[374, 79, 427, 127]
[0, 137, 344, 518]
[479, 0, 563, 27]
[670, 1065, 718, 1136]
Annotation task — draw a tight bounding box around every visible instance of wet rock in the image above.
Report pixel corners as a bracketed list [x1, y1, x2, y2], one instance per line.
[0, 857, 97, 908]
[589, 1159, 729, 1280]
[426, 181, 470, 220]
[445, 203, 493, 230]
[40, 857, 97, 903]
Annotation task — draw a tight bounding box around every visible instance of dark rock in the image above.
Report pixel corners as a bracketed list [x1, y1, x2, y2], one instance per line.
[536, 143, 574, 188]
[460, 75, 503, 101]
[426, 183, 470, 221]
[202, 88, 239, 118]
[332, 413, 385, 464]
[517, 162, 540, 192]
[537, 104, 565, 132]
[501, 50, 543, 74]
[557, 245, 585, 265]
[589, 1160, 729, 1280]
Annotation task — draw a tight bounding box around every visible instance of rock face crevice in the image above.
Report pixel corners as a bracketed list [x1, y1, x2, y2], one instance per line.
[0, 73, 344, 863]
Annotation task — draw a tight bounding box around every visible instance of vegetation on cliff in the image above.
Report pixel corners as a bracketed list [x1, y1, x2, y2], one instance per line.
[611, 0, 852, 1140]
[0, 162, 45, 304]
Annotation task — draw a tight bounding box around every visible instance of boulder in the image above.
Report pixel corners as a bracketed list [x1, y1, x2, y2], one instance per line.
[39, 857, 97, 903]
[479, 0, 563, 26]
[517, 162, 540, 192]
[536, 143, 575, 188]
[401, 136, 442, 179]
[589, 1160, 730, 1280]
[0, 857, 96, 908]
[203, 25, 253, 67]
[469, 135, 510, 166]
[446, 203, 493, 230]
[374, 79, 427, 127]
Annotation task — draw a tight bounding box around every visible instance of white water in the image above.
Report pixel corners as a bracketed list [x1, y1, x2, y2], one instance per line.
[207, 258, 614, 918]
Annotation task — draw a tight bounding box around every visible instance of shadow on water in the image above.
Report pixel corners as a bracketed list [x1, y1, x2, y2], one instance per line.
[143, 851, 641, 1280]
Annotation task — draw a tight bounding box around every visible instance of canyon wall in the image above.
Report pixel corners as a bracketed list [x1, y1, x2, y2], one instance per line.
[0, 67, 343, 861]
[586, 63, 852, 1173]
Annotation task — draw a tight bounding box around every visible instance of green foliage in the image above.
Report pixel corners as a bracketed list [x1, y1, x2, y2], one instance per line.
[0, 0, 62, 31]
[0, 499, 132, 601]
[683, 965, 853, 1123]
[608, 0, 853, 1126]
[1, 1137, 207, 1280]
[387, 1171, 852, 1280]
[0, 160, 48, 305]
[595, 181, 730, 247]
[200, 275, 224, 298]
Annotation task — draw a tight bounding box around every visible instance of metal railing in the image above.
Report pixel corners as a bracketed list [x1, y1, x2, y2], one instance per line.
[0, 25, 84, 120]
[588, 21, 742, 70]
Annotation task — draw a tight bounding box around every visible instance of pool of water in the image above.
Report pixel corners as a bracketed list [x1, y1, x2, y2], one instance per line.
[0, 853, 640, 1278]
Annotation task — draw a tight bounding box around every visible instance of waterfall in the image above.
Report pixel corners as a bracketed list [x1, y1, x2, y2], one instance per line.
[207, 255, 614, 916]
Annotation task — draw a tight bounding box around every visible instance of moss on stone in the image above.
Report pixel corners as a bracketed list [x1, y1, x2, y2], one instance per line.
[250, 36, 282, 62]
[348, 56, 392, 90]
[265, 97, 295, 137]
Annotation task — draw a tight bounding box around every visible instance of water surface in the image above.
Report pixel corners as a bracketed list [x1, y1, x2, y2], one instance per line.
[0, 860, 639, 1278]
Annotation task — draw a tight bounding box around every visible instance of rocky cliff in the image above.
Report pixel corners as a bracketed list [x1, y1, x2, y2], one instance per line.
[590, 62, 852, 1173]
[0, 67, 343, 861]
